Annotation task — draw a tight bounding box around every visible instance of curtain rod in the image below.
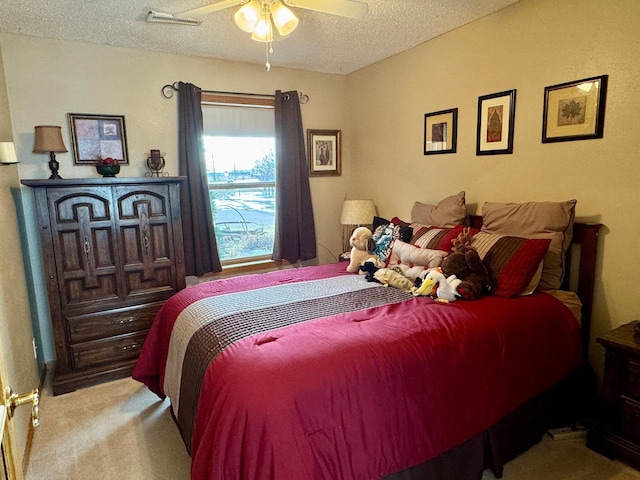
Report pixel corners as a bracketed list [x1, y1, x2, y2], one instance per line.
[161, 82, 309, 104]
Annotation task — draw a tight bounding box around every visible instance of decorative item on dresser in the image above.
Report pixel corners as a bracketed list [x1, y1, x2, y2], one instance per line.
[33, 125, 68, 179]
[21, 177, 186, 395]
[587, 320, 640, 469]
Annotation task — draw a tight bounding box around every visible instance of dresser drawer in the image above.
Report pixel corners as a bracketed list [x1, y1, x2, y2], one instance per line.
[66, 303, 163, 343]
[623, 358, 640, 401]
[621, 395, 640, 443]
[71, 332, 148, 370]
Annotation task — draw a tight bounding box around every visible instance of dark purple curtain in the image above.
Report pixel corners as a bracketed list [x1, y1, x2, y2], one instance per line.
[272, 90, 317, 262]
[177, 82, 222, 275]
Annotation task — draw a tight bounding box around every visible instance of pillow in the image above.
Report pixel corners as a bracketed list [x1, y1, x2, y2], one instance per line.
[410, 191, 468, 227]
[371, 223, 406, 265]
[481, 200, 576, 290]
[471, 232, 552, 298]
[387, 240, 448, 280]
[372, 216, 413, 243]
[409, 224, 480, 253]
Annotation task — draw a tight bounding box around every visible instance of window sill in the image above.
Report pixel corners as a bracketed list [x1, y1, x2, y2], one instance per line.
[188, 259, 293, 285]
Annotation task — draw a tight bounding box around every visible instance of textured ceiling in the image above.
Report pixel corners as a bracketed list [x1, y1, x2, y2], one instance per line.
[0, 0, 521, 74]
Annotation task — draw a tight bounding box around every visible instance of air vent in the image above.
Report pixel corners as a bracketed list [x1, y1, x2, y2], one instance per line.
[146, 11, 202, 26]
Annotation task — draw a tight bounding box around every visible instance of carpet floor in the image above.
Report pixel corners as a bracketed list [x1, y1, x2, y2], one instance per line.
[25, 376, 640, 480]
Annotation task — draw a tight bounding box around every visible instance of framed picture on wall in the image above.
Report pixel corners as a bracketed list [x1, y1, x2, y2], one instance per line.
[424, 108, 458, 155]
[476, 89, 516, 155]
[308, 129, 341, 176]
[542, 74, 608, 143]
[68, 113, 129, 165]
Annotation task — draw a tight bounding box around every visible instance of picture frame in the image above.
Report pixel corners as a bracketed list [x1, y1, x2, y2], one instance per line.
[308, 129, 341, 177]
[476, 89, 516, 155]
[424, 108, 458, 155]
[542, 74, 608, 143]
[68, 113, 129, 165]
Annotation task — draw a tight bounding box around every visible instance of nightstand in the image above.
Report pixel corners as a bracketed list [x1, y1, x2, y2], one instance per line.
[587, 321, 640, 469]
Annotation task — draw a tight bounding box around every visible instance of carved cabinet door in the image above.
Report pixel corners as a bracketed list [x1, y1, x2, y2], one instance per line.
[113, 184, 181, 303]
[46, 186, 121, 309]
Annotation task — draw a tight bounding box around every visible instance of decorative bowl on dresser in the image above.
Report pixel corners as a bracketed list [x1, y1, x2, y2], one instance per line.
[587, 320, 640, 470]
[21, 177, 186, 395]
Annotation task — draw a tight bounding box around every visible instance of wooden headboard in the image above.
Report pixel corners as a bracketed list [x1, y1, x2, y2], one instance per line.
[469, 215, 602, 358]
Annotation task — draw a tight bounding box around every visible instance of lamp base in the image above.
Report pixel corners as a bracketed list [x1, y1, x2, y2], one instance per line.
[48, 153, 62, 180]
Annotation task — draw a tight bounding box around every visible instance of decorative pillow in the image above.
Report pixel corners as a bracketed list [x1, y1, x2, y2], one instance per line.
[372, 216, 413, 243]
[471, 232, 552, 297]
[409, 224, 480, 253]
[387, 240, 448, 280]
[410, 191, 468, 227]
[481, 200, 576, 290]
[371, 223, 406, 265]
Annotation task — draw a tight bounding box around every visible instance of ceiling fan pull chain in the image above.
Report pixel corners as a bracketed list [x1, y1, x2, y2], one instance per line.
[265, 41, 271, 71]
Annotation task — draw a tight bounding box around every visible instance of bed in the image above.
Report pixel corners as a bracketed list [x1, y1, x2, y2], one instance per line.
[133, 196, 602, 480]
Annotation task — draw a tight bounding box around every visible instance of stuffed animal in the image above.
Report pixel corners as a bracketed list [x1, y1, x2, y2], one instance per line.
[373, 267, 415, 292]
[359, 260, 381, 282]
[412, 267, 462, 302]
[346, 227, 384, 273]
[440, 227, 491, 300]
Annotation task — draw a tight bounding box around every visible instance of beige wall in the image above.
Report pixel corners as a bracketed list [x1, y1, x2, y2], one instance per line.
[347, 0, 640, 379]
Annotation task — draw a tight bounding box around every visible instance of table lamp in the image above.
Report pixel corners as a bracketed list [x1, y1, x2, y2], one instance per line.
[340, 199, 376, 255]
[33, 125, 68, 179]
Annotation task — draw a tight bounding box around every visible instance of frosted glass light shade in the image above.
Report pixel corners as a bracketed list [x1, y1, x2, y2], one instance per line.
[271, 2, 298, 36]
[251, 16, 274, 42]
[0, 142, 17, 164]
[234, 0, 261, 32]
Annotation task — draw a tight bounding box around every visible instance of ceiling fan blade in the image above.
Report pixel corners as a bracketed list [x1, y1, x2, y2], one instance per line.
[285, 0, 368, 19]
[176, 0, 245, 18]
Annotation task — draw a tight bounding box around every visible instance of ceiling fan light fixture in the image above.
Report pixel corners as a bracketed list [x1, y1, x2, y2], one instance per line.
[251, 15, 274, 42]
[271, 2, 299, 36]
[234, 0, 262, 32]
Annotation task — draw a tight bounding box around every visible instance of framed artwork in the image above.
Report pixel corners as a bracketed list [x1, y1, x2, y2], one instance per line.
[476, 89, 517, 155]
[424, 108, 458, 155]
[308, 129, 341, 177]
[542, 74, 608, 143]
[68, 113, 129, 165]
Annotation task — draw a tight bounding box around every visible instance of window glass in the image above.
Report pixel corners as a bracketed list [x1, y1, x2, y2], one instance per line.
[202, 102, 276, 264]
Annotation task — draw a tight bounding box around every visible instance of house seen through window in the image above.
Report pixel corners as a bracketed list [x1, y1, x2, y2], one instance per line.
[202, 96, 276, 265]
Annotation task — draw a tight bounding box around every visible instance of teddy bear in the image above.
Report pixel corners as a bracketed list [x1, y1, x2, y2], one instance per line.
[346, 226, 384, 273]
[440, 227, 492, 300]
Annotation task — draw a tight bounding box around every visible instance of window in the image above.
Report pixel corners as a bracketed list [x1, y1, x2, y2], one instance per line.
[202, 94, 276, 266]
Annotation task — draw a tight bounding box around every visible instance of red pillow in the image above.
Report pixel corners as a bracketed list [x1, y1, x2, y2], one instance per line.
[471, 232, 551, 297]
[397, 220, 478, 254]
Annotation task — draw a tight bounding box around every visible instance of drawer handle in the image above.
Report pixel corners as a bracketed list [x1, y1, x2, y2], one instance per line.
[121, 343, 141, 351]
[112, 316, 137, 325]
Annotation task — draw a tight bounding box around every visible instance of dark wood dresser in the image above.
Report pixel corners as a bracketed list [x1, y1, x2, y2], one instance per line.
[22, 177, 186, 395]
[587, 321, 640, 469]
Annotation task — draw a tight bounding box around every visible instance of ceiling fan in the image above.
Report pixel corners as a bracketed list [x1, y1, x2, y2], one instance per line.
[147, 0, 369, 70]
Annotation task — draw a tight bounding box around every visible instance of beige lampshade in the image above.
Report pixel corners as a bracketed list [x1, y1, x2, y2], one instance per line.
[33, 125, 68, 153]
[0, 142, 18, 163]
[340, 199, 376, 226]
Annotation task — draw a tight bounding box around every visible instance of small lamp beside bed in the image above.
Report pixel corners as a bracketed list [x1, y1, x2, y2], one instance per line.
[340, 199, 376, 258]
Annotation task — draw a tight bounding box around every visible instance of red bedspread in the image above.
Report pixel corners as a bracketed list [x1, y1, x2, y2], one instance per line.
[133, 263, 582, 480]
